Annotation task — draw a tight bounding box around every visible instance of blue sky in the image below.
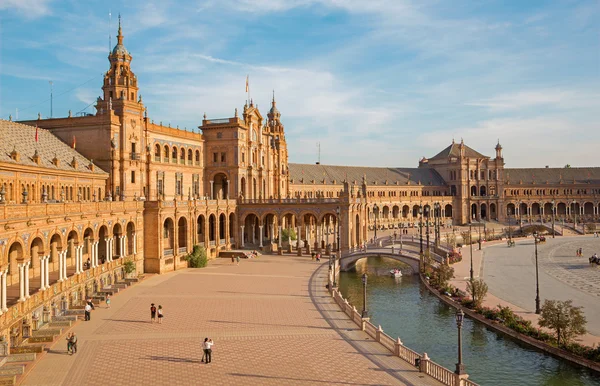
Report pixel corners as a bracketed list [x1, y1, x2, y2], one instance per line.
[1, 0, 598, 167]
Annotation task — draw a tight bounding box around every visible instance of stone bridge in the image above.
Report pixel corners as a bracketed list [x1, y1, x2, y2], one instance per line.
[339, 248, 423, 273]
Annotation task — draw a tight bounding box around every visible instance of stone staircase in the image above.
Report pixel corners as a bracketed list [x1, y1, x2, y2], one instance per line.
[0, 353, 38, 385]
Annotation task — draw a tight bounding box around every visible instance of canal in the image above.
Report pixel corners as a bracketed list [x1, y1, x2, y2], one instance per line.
[338, 257, 600, 386]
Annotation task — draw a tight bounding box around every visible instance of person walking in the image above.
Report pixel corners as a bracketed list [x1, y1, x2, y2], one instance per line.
[66, 332, 73, 354]
[157, 305, 164, 324]
[70, 333, 78, 354]
[236, 255, 240, 266]
[84, 302, 92, 321]
[106, 294, 111, 309]
[202, 338, 214, 363]
[150, 303, 157, 323]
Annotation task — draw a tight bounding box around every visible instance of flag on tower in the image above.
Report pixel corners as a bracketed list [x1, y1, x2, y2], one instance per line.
[245, 75, 249, 93]
[35, 125, 39, 142]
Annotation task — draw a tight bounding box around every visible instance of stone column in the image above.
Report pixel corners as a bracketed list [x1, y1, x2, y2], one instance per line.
[58, 251, 64, 282]
[40, 256, 46, 290]
[132, 233, 137, 255]
[45, 256, 50, 288]
[122, 235, 127, 257]
[251, 225, 255, 244]
[270, 223, 274, 243]
[278, 226, 282, 248]
[63, 251, 68, 279]
[105, 238, 111, 262]
[210, 181, 214, 199]
[24, 262, 30, 299]
[259, 225, 264, 247]
[1, 270, 7, 312]
[75, 246, 80, 274]
[297, 225, 302, 248]
[240, 226, 245, 247]
[95, 241, 99, 267]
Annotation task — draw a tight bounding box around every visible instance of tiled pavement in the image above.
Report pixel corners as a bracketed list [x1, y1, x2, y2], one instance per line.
[22, 255, 444, 386]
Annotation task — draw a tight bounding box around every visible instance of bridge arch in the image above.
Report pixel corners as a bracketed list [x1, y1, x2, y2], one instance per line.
[339, 251, 420, 274]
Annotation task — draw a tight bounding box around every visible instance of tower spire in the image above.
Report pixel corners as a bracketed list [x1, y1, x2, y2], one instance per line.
[117, 14, 123, 44]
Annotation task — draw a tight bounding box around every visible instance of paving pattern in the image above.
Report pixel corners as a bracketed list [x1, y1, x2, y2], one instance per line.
[22, 255, 444, 386]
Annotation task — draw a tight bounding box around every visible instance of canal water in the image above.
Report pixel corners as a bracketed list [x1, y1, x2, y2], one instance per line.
[338, 257, 600, 386]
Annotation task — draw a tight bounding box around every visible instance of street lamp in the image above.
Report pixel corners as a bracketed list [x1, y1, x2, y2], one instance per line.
[434, 202, 440, 247]
[373, 204, 379, 242]
[572, 200, 577, 231]
[361, 273, 368, 318]
[551, 200, 555, 238]
[508, 207, 513, 243]
[519, 202, 523, 233]
[425, 206, 430, 258]
[478, 222, 482, 250]
[534, 231, 541, 314]
[469, 223, 474, 281]
[419, 205, 424, 271]
[455, 309, 465, 375]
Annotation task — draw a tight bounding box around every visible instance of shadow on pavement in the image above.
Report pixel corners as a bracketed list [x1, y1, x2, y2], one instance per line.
[143, 355, 202, 364]
[228, 373, 375, 385]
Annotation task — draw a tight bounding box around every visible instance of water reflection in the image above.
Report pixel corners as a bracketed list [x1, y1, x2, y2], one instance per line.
[338, 257, 600, 386]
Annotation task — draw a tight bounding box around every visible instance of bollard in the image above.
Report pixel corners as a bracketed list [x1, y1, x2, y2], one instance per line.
[419, 352, 430, 373]
[376, 325, 383, 342]
[394, 337, 402, 356]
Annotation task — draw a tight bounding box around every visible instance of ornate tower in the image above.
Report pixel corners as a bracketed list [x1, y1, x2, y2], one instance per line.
[267, 93, 289, 198]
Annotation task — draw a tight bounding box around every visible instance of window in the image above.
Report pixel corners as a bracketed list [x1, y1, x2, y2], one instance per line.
[131, 171, 136, 183]
[221, 152, 226, 163]
[241, 152, 245, 163]
[213, 152, 218, 163]
[131, 142, 136, 154]
[109, 91, 113, 99]
[480, 170, 485, 180]
[154, 144, 161, 161]
[195, 150, 200, 164]
[164, 145, 169, 161]
[188, 149, 192, 164]
[172, 147, 178, 161]
[131, 92, 134, 100]
[180, 148, 185, 163]
[217, 132, 223, 139]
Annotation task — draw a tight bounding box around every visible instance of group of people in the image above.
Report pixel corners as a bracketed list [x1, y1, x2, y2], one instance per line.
[150, 303, 164, 323]
[576, 248, 584, 257]
[311, 252, 321, 262]
[66, 332, 78, 354]
[590, 253, 599, 265]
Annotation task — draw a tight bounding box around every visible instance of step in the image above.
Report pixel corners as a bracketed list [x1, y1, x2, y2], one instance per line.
[0, 366, 24, 376]
[26, 336, 54, 343]
[48, 321, 72, 328]
[101, 288, 120, 294]
[0, 375, 16, 386]
[92, 295, 106, 301]
[124, 277, 139, 283]
[51, 315, 77, 322]
[9, 346, 43, 354]
[6, 353, 36, 363]
[113, 283, 128, 289]
[33, 328, 62, 337]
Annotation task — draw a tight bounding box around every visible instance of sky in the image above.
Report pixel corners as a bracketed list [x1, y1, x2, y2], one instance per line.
[0, 0, 598, 168]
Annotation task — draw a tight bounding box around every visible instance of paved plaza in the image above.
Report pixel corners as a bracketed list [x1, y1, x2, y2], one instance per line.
[23, 254, 444, 386]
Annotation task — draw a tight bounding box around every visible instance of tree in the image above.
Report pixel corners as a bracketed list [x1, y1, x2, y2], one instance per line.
[281, 228, 297, 242]
[431, 264, 454, 289]
[184, 245, 208, 268]
[466, 278, 488, 307]
[538, 299, 587, 347]
[460, 231, 472, 245]
[123, 259, 136, 278]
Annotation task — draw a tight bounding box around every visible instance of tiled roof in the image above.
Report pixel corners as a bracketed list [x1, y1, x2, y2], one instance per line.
[289, 163, 445, 186]
[504, 168, 600, 185]
[0, 120, 107, 175]
[429, 143, 487, 161]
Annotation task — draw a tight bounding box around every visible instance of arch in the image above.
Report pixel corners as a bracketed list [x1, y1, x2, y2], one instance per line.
[178, 217, 188, 251]
[519, 202, 528, 217]
[382, 206, 390, 219]
[471, 203, 477, 221]
[219, 213, 226, 242]
[584, 202, 594, 216]
[208, 214, 216, 242]
[471, 186, 477, 196]
[240, 177, 246, 197]
[506, 203, 516, 216]
[154, 144, 161, 161]
[98, 226, 109, 263]
[126, 222, 135, 256]
[392, 205, 400, 219]
[180, 147, 185, 163]
[556, 202, 567, 216]
[171, 146, 178, 161]
[243, 213, 260, 245]
[412, 205, 420, 218]
[163, 145, 170, 161]
[444, 204, 453, 218]
[229, 213, 235, 243]
[489, 203, 496, 220]
[213, 173, 228, 199]
[197, 215, 206, 243]
[29, 237, 44, 271]
[262, 213, 276, 243]
[7, 241, 23, 275]
[481, 203, 487, 220]
[195, 149, 201, 165]
[402, 205, 410, 218]
[187, 149, 193, 164]
[340, 252, 420, 273]
[163, 218, 175, 252]
[531, 202, 541, 216]
[113, 223, 123, 258]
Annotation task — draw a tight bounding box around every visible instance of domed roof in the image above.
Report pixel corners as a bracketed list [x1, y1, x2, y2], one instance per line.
[112, 43, 129, 56]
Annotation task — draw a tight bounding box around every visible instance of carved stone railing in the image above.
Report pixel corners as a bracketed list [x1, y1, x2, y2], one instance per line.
[330, 288, 477, 386]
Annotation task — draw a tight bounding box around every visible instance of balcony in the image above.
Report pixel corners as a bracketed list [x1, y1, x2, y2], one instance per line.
[130, 152, 140, 160]
[163, 249, 174, 256]
[178, 247, 187, 254]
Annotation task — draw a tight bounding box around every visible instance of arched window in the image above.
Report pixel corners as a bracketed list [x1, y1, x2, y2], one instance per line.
[187, 149, 192, 164]
[154, 144, 161, 161]
[180, 148, 185, 163]
[195, 150, 200, 165]
[172, 146, 178, 162]
[164, 145, 169, 161]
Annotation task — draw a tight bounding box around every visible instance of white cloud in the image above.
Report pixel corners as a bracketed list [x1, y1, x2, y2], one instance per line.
[465, 89, 600, 112]
[0, 0, 52, 18]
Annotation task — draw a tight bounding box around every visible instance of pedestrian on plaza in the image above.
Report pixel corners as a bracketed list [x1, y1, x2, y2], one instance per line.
[87, 298, 95, 310]
[231, 256, 235, 264]
[157, 305, 164, 324]
[84, 302, 92, 321]
[236, 255, 240, 266]
[150, 303, 157, 323]
[311, 252, 315, 261]
[106, 294, 111, 308]
[201, 337, 214, 363]
[316, 253, 321, 262]
[70, 333, 78, 354]
[66, 332, 73, 354]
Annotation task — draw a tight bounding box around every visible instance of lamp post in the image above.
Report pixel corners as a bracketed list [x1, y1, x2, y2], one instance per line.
[551, 200, 555, 238]
[519, 202, 523, 233]
[361, 273, 368, 318]
[534, 231, 541, 314]
[478, 222, 482, 250]
[508, 208, 513, 243]
[455, 309, 465, 375]
[469, 223, 474, 281]
[572, 200, 577, 232]
[425, 206, 430, 258]
[434, 202, 440, 247]
[334, 206, 340, 288]
[373, 204, 379, 242]
[419, 205, 424, 271]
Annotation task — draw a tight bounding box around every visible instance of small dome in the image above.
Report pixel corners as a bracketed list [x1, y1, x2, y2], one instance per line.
[112, 43, 129, 56]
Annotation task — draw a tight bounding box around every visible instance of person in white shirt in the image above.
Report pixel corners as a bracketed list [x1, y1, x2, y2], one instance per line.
[84, 303, 92, 321]
[201, 338, 214, 363]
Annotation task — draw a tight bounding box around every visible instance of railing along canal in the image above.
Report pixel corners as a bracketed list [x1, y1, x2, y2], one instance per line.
[329, 270, 477, 386]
